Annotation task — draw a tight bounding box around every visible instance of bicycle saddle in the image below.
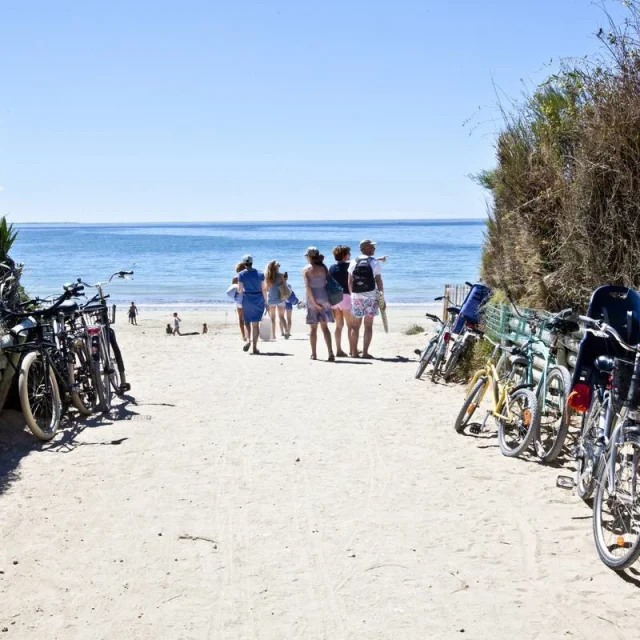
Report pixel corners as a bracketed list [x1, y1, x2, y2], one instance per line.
[447, 306, 460, 315]
[594, 355, 615, 372]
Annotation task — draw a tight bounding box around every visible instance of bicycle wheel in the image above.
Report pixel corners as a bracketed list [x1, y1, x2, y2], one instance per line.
[431, 340, 447, 383]
[443, 339, 466, 382]
[535, 365, 572, 464]
[497, 388, 539, 457]
[593, 437, 640, 570]
[98, 333, 113, 411]
[69, 343, 96, 415]
[454, 376, 487, 433]
[19, 351, 62, 440]
[576, 396, 604, 501]
[415, 340, 436, 380]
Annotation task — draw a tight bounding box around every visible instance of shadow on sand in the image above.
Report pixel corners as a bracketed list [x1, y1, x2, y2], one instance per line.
[0, 394, 139, 496]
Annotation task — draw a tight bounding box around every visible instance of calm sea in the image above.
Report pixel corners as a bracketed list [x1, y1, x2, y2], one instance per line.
[12, 220, 485, 306]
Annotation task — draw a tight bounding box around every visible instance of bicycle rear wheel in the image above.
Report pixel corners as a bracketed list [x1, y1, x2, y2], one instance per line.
[535, 365, 572, 464]
[69, 343, 96, 415]
[19, 352, 62, 440]
[443, 339, 466, 382]
[593, 437, 640, 570]
[497, 388, 539, 457]
[576, 396, 605, 501]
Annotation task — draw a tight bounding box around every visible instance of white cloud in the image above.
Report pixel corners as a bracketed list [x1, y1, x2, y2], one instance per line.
[0, 186, 5, 193]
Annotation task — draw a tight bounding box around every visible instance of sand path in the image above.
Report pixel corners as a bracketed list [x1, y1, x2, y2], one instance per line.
[0, 308, 639, 639]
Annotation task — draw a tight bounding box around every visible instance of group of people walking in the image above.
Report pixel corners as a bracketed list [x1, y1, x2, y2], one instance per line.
[229, 239, 386, 360]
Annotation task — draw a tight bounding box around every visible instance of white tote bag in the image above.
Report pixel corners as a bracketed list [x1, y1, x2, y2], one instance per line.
[259, 313, 272, 341]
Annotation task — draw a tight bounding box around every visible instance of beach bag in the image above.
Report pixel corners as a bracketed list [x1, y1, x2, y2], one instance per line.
[326, 274, 344, 306]
[259, 312, 272, 341]
[278, 280, 292, 302]
[351, 258, 375, 293]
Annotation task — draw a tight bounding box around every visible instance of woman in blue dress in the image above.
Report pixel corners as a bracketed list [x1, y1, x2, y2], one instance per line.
[236, 254, 267, 354]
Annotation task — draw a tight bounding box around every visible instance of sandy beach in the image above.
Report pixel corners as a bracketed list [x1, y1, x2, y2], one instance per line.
[1, 305, 639, 639]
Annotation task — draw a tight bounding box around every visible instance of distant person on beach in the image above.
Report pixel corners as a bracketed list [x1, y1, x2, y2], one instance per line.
[202, 323, 208, 334]
[303, 247, 335, 361]
[265, 260, 289, 339]
[283, 272, 298, 337]
[236, 254, 266, 354]
[348, 239, 385, 359]
[128, 302, 138, 325]
[226, 262, 248, 341]
[165, 323, 172, 335]
[173, 312, 182, 336]
[329, 245, 353, 357]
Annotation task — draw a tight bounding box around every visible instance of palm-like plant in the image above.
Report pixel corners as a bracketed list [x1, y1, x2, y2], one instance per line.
[0, 216, 17, 263]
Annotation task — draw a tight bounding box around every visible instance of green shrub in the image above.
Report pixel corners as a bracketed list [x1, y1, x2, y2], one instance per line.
[404, 324, 425, 336]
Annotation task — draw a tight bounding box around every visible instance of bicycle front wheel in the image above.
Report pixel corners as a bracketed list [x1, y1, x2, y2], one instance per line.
[535, 365, 572, 464]
[454, 376, 487, 433]
[415, 340, 436, 380]
[593, 437, 640, 570]
[19, 352, 62, 440]
[497, 388, 539, 457]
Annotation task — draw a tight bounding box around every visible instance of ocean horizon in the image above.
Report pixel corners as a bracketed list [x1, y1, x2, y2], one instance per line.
[12, 219, 485, 306]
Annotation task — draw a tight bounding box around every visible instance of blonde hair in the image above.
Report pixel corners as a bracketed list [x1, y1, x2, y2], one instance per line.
[235, 262, 245, 274]
[265, 260, 280, 287]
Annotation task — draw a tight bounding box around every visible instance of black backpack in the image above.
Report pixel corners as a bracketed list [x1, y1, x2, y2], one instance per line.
[351, 258, 375, 293]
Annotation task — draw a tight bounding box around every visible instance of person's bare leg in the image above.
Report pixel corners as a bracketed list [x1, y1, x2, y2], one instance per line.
[268, 306, 277, 339]
[286, 309, 292, 335]
[309, 324, 318, 358]
[362, 316, 374, 357]
[350, 317, 362, 356]
[334, 310, 347, 356]
[277, 306, 287, 336]
[344, 309, 354, 355]
[321, 322, 334, 360]
[252, 321, 260, 353]
[237, 308, 247, 341]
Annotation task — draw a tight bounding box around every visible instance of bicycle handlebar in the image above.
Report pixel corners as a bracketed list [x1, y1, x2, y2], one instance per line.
[579, 315, 639, 354]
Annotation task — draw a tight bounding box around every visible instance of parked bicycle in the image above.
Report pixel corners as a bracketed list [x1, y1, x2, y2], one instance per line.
[563, 314, 640, 570]
[454, 336, 540, 457]
[414, 296, 460, 381]
[0, 283, 90, 439]
[506, 302, 579, 463]
[76, 270, 133, 411]
[441, 282, 491, 382]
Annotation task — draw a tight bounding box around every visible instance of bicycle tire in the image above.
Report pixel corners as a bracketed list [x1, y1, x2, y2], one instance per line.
[576, 397, 604, 501]
[592, 437, 640, 570]
[535, 365, 572, 464]
[19, 351, 62, 441]
[69, 343, 94, 415]
[99, 333, 113, 411]
[415, 340, 436, 380]
[443, 340, 465, 382]
[431, 343, 446, 383]
[497, 388, 540, 457]
[454, 376, 487, 433]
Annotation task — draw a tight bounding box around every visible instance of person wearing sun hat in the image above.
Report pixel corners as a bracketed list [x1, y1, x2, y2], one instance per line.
[236, 254, 267, 354]
[302, 246, 335, 361]
[348, 239, 385, 358]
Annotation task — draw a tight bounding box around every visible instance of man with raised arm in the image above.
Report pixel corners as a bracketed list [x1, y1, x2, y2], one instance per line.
[348, 239, 385, 359]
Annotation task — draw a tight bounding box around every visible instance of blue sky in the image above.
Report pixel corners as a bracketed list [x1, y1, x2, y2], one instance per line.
[0, 0, 626, 223]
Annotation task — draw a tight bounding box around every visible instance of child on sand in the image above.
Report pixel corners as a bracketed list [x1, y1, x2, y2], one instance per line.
[202, 323, 208, 334]
[226, 273, 247, 341]
[165, 323, 172, 335]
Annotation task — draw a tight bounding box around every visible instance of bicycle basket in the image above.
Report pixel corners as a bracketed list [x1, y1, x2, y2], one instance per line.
[612, 358, 640, 408]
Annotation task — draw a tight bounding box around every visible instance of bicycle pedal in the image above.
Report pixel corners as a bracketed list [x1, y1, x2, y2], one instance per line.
[556, 475, 575, 490]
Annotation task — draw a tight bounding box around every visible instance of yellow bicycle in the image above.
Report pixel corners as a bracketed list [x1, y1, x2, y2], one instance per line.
[454, 337, 540, 457]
